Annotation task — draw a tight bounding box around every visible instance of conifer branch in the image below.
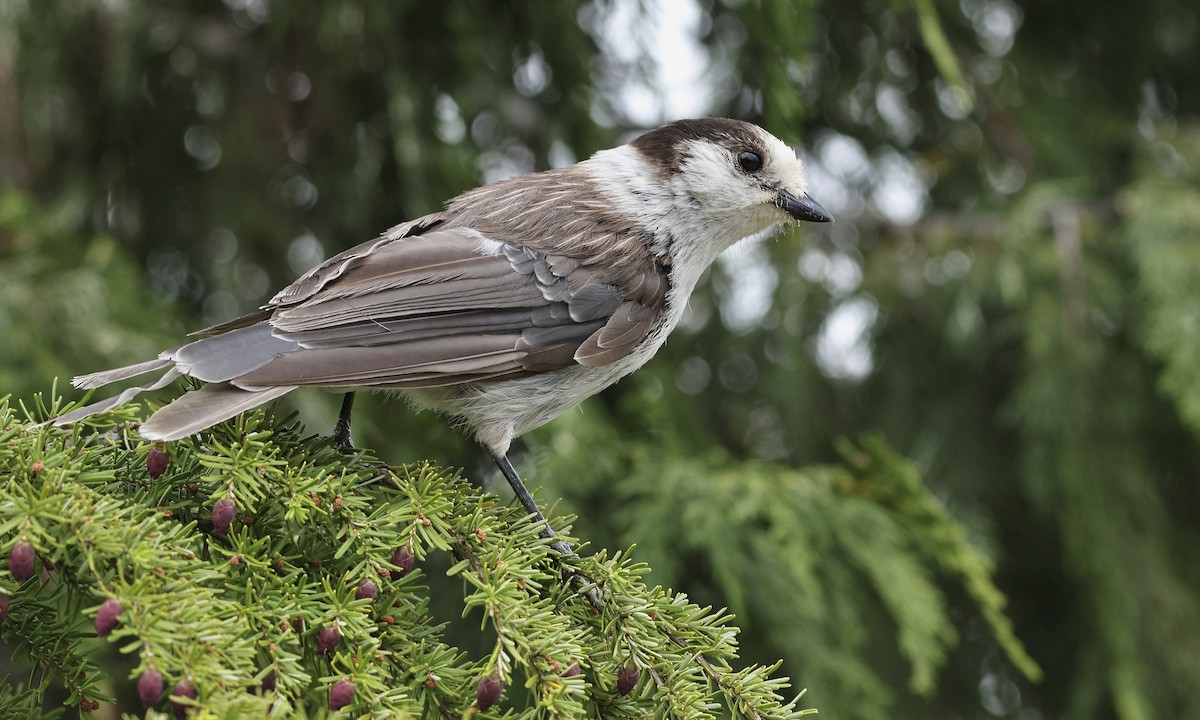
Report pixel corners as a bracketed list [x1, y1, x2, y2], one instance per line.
[0, 393, 812, 718]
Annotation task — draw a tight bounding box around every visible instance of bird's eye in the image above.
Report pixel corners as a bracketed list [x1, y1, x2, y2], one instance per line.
[737, 151, 763, 173]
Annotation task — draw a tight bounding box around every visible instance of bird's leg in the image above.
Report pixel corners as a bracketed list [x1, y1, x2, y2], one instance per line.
[489, 452, 602, 609]
[490, 452, 573, 556]
[331, 392, 356, 448]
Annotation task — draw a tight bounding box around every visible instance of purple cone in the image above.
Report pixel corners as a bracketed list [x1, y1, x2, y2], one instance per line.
[95, 598, 123, 636]
[8, 542, 35, 582]
[212, 498, 237, 535]
[329, 678, 354, 710]
[316, 625, 341, 655]
[138, 668, 164, 707]
[475, 674, 504, 711]
[147, 445, 169, 479]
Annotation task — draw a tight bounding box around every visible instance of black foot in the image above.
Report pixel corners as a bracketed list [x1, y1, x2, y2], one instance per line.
[330, 392, 355, 449]
[490, 451, 602, 610]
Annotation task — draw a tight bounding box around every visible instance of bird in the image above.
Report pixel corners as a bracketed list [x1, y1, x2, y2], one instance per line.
[55, 117, 832, 553]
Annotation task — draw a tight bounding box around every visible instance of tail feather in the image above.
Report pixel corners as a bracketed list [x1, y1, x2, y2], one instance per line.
[59, 324, 299, 440]
[72, 356, 176, 390]
[189, 308, 273, 336]
[54, 369, 181, 426]
[173, 324, 297, 383]
[140, 384, 297, 441]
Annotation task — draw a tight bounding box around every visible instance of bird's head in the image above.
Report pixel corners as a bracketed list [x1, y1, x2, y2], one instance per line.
[627, 118, 832, 243]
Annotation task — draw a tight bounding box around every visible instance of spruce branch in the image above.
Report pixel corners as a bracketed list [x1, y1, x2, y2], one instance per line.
[0, 392, 813, 718]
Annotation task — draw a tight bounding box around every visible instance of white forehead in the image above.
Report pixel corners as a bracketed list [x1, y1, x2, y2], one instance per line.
[761, 132, 807, 189]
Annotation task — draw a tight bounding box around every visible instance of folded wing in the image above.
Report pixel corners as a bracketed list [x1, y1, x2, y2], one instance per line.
[224, 227, 664, 389]
[59, 223, 667, 439]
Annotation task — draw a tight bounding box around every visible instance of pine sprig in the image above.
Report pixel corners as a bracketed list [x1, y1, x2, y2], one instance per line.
[0, 393, 813, 718]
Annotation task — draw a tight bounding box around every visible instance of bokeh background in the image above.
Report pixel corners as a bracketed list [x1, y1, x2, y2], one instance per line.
[2, 1, 1199, 718]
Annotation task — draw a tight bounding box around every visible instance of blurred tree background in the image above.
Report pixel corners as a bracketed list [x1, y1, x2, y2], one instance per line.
[1, 0, 1198, 718]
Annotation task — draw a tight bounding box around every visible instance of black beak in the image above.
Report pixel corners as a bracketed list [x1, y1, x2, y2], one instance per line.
[777, 190, 833, 223]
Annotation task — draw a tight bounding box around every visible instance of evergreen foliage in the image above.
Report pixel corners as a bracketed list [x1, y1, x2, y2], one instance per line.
[531, 410, 1041, 720]
[1, 395, 828, 718]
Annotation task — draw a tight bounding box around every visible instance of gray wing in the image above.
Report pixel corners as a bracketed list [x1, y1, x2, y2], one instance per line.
[56, 221, 666, 440]
[201, 226, 667, 391]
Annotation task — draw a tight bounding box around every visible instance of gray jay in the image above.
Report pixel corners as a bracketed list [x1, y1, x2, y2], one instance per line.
[56, 117, 832, 552]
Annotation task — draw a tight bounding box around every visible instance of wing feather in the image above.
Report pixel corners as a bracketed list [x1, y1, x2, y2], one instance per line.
[192, 226, 668, 390]
[234, 335, 526, 387]
[140, 384, 297, 441]
[574, 302, 658, 367]
[269, 214, 444, 306]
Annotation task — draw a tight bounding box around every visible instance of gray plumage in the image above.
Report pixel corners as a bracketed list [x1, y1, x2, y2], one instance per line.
[175, 324, 298, 383]
[57, 118, 831, 456]
[140, 384, 296, 441]
[72, 356, 176, 390]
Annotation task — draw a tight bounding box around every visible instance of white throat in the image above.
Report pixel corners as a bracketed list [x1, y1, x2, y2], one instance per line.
[584, 145, 780, 284]
[582, 143, 788, 343]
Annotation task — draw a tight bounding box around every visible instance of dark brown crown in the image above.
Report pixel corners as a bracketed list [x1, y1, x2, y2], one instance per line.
[630, 118, 768, 176]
